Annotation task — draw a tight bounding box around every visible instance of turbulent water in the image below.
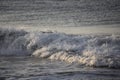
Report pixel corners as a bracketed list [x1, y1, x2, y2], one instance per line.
[0, 0, 120, 80]
[0, 28, 120, 80]
[1, 28, 120, 68]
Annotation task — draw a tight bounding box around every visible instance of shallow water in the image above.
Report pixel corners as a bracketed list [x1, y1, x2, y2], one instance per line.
[0, 57, 120, 80]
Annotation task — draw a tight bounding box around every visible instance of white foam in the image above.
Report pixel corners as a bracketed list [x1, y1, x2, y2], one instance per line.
[0, 27, 120, 68]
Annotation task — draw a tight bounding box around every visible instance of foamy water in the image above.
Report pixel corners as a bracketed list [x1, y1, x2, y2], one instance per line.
[0, 28, 120, 68]
[0, 0, 120, 79]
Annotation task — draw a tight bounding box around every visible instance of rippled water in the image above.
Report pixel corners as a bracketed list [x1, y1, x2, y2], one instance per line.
[0, 57, 120, 80]
[0, 0, 120, 27]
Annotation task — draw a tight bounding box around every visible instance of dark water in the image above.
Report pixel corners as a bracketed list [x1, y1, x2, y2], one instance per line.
[0, 0, 120, 27]
[0, 57, 120, 80]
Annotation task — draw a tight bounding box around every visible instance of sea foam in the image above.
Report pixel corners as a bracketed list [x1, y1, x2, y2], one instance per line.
[0, 28, 120, 68]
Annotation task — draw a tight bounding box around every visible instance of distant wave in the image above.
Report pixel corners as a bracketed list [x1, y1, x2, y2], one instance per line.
[0, 28, 120, 68]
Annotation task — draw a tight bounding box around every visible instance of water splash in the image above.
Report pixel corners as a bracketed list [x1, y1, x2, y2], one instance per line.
[0, 28, 120, 68]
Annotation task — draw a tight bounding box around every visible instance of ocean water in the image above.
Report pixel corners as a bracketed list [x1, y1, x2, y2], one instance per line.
[0, 57, 120, 80]
[0, 0, 120, 27]
[0, 0, 120, 80]
[0, 28, 120, 80]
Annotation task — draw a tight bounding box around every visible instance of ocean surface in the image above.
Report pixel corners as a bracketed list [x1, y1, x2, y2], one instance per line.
[0, 0, 120, 80]
[0, 56, 120, 80]
[0, 28, 120, 80]
[0, 0, 120, 26]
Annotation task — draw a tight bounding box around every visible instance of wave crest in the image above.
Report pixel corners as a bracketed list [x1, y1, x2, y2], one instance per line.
[0, 28, 120, 68]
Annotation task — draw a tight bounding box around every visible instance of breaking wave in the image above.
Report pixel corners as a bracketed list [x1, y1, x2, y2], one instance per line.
[0, 28, 120, 68]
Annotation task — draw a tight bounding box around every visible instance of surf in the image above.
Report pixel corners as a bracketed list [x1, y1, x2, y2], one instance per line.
[0, 27, 120, 68]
